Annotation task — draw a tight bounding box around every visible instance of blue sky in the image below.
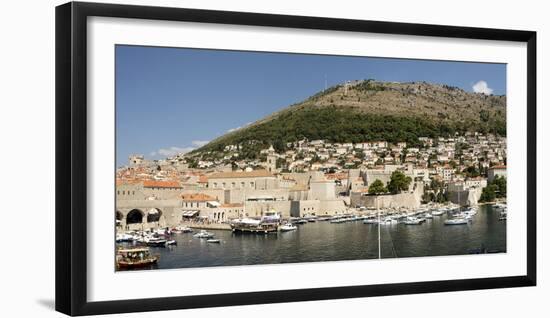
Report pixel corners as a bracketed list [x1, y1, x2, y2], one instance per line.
[116, 45, 506, 167]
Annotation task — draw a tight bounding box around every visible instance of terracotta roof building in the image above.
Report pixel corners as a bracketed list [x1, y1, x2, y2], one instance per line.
[142, 180, 182, 188]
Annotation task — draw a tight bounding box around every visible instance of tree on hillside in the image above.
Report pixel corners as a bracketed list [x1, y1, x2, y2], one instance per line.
[492, 175, 507, 197]
[368, 179, 387, 194]
[273, 139, 286, 153]
[462, 165, 480, 178]
[479, 184, 498, 202]
[387, 171, 412, 194]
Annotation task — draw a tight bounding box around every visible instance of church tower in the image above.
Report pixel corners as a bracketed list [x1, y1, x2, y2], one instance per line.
[265, 145, 277, 173]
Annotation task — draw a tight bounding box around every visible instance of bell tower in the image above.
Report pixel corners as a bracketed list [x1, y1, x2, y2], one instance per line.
[265, 145, 277, 173]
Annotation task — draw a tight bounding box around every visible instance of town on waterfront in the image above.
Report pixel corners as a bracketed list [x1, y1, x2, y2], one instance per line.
[114, 46, 507, 270]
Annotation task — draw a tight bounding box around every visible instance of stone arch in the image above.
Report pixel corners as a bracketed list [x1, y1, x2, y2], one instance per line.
[126, 209, 144, 225]
[146, 208, 162, 223]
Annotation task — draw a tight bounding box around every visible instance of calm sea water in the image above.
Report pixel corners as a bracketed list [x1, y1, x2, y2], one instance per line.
[117, 205, 506, 270]
[380, 205, 506, 258]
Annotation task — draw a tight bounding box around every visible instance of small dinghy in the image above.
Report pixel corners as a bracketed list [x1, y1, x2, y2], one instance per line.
[279, 223, 297, 232]
[206, 239, 220, 243]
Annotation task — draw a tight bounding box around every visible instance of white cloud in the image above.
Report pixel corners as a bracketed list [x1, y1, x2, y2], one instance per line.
[156, 146, 195, 157]
[472, 80, 494, 95]
[191, 140, 209, 147]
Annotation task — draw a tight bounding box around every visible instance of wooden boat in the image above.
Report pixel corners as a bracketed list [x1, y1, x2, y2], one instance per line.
[116, 247, 158, 269]
[231, 218, 279, 234]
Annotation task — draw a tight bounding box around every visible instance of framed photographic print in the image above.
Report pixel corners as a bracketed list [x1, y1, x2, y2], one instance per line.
[55, 1, 536, 316]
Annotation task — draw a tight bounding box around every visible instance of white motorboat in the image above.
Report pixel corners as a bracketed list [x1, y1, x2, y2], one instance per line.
[431, 209, 445, 216]
[116, 233, 135, 243]
[403, 216, 424, 225]
[166, 240, 177, 246]
[206, 239, 221, 243]
[381, 217, 398, 225]
[280, 223, 298, 232]
[424, 213, 433, 219]
[193, 230, 215, 239]
[174, 226, 193, 233]
[444, 218, 468, 225]
[146, 237, 167, 247]
[363, 218, 379, 224]
[304, 215, 318, 222]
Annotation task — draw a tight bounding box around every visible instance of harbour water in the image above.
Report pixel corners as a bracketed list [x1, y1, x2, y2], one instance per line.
[380, 204, 506, 258]
[116, 205, 505, 270]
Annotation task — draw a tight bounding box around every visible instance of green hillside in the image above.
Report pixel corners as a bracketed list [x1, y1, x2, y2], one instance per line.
[191, 80, 506, 158]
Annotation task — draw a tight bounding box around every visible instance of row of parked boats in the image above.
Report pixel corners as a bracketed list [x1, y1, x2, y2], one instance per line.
[116, 225, 226, 246]
[358, 206, 480, 226]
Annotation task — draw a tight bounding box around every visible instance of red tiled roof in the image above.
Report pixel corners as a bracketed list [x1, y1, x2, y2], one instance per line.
[142, 180, 182, 188]
[181, 193, 216, 201]
[325, 173, 347, 180]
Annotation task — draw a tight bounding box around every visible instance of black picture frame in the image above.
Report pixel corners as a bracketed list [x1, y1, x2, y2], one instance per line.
[55, 1, 537, 316]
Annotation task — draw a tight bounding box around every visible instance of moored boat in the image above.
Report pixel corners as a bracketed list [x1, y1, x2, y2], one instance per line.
[280, 223, 298, 232]
[403, 216, 424, 225]
[146, 237, 167, 247]
[174, 226, 193, 233]
[444, 218, 468, 225]
[230, 218, 279, 234]
[363, 218, 379, 224]
[116, 247, 158, 269]
[193, 230, 215, 239]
